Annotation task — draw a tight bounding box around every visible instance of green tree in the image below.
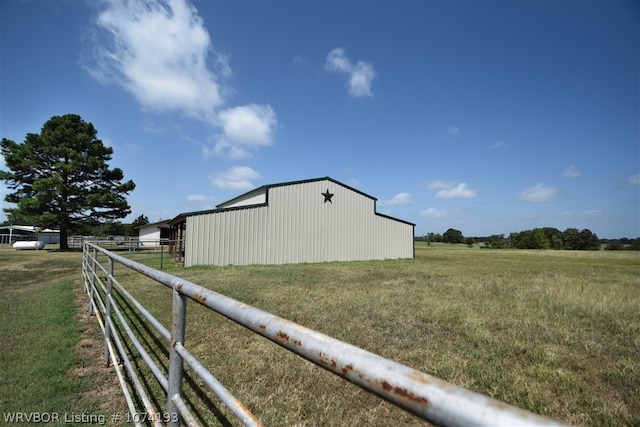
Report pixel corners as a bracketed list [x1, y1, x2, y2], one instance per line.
[513, 230, 530, 249]
[562, 228, 600, 250]
[443, 228, 464, 244]
[604, 241, 624, 251]
[485, 234, 506, 249]
[541, 227, 563, 249]
[95, 221, 126, 237]
[131, 214, 149, 228]
[0, 114, 135, 250]
[126, 214, 149, 236]
[532, 228, 550, 249]
[465, 237, 475, 248]
[429, 232, 443, 243]
[576, 229, 600, 250]
[513, 229, 548, 249]
[562, 228, 580, 250]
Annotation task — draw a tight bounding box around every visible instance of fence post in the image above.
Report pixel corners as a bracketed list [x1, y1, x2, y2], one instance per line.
[167, 286, 187, 426]
[82, 243, 88, 293]
[89, 247, 97, 315]
[103, 257, 115, 366]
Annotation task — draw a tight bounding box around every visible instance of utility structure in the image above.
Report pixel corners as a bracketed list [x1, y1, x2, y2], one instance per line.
[169, 177, 415, 267]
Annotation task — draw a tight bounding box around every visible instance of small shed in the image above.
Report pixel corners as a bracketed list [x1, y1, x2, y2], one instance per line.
[136, 220, 171, 247]
[0, 225, 60, 244]
[168, 177, 414, 267]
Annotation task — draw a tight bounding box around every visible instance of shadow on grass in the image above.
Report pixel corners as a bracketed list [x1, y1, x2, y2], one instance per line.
[103, 281, 234, 426]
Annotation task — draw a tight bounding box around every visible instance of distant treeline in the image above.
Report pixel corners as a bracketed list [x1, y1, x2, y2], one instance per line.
[65, 214, 151, 237]
[416, 227, 640, 251]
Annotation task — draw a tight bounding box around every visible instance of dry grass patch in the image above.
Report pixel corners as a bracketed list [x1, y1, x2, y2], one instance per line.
[110, 245, 639, 426]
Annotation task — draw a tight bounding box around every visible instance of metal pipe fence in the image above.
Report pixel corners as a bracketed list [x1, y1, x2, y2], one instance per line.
[70, 236, 169, 250]
[82, 241, 564, 427]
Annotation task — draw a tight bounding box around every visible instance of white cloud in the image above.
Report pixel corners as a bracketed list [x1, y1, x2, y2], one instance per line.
[210, 166, 260, 191]
[86, 0, 280, 161]
[87, 0, 228, 121]
[448, 126, 460, 135]
[214, 104, 277, 158]
[420, 208, 447, 218]
[427, 180, 452, 190]
[490, 140, 505, 149]
[379, 192, 414, 206]
[629, 174, 640, 186]
[427, 181, 477, 199]
[439, 184, 477, 199]
[518, 183, 559, 203]
[325, 48, 376, 97]
[186, 194, 217, 203]
[186, 193, 218, 210]
[563, 166, 581, 178]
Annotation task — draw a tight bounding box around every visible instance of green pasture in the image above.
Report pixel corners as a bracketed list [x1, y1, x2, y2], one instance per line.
[0, 246, 127, 423]
[1, 243, 638, 426]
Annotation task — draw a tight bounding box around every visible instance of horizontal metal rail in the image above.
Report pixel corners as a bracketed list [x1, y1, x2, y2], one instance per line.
[84, 253, 161, 427]
[83, 243, 258, 426]
[83, 242, 564, 427]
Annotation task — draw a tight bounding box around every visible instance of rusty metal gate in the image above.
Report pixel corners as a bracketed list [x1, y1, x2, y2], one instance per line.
[82, 242, 563, 427]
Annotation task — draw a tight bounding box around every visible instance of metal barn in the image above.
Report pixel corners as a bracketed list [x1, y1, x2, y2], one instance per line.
[168, 177, 415, 267]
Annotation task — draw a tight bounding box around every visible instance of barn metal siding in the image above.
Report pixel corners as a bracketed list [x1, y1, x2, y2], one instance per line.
[183, 178, 414, 267]
[186, 206, 269, 267]
[266, 179, 376, 264]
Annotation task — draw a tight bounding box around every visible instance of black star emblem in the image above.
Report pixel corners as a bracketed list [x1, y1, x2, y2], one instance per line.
[322, 189, 334, 203]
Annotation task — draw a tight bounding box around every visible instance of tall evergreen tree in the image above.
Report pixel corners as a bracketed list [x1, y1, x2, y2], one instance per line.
[127, 214, 150, 236]
[0, 114, 135, 250]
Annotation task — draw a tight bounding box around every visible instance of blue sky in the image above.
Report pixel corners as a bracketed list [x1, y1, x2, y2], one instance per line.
[1, 0, 638, 239]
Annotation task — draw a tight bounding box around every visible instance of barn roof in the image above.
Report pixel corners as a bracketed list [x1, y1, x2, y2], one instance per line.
[135, 219, 171, 229]
[0, 225, 59, 233]
[168, 176, 414, 226]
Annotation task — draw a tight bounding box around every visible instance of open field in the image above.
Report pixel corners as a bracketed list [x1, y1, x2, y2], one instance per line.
[1, 243, 639, 426]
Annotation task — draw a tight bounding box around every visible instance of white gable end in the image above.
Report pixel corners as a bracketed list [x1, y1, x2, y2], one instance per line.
[217, 188, 267, 209]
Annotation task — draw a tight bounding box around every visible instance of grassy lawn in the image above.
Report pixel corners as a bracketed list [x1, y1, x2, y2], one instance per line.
[0, 247, 127, 423]
[1, 243, 638, 426]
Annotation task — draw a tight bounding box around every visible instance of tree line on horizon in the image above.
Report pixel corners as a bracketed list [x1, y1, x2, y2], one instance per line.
[417, 228, 640, 251]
